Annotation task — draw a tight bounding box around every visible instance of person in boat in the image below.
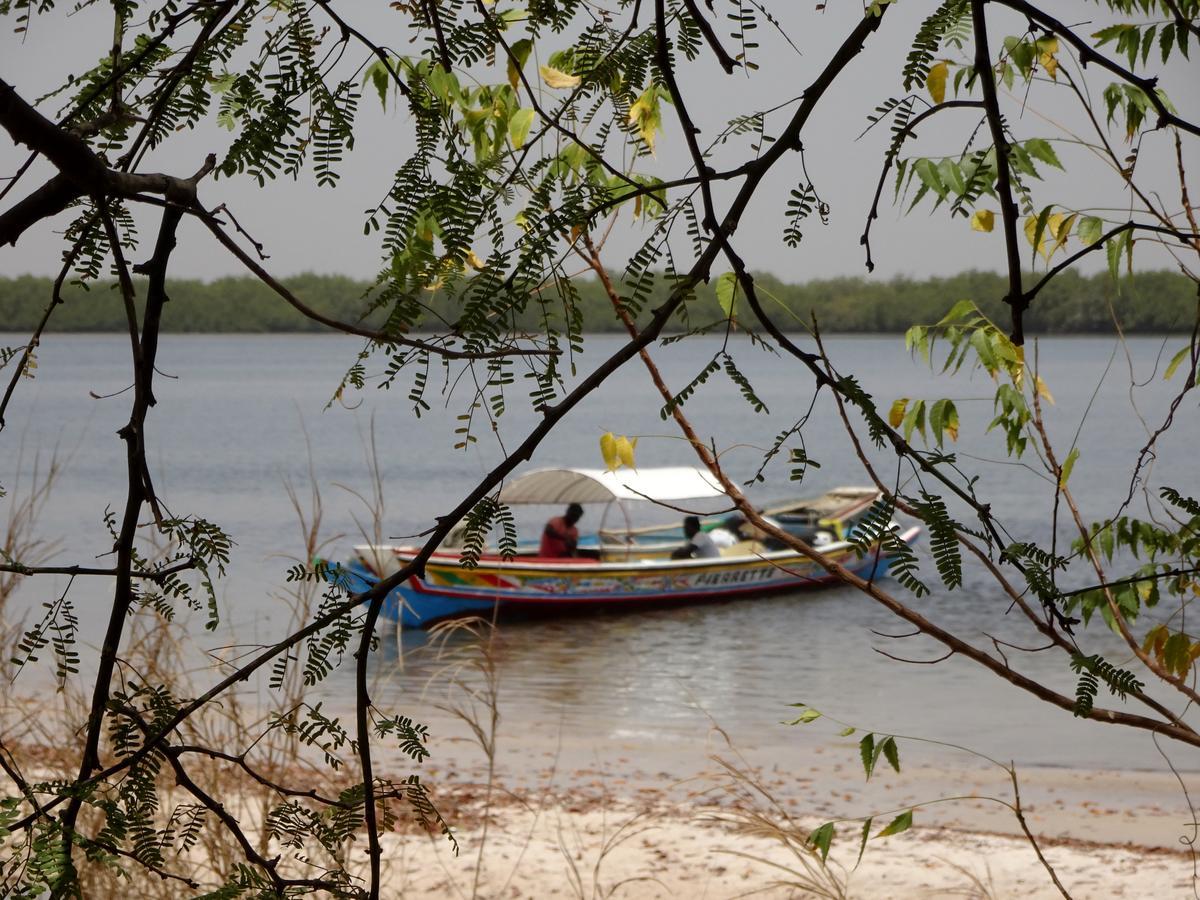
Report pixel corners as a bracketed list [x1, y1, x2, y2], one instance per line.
[672, 515, 721, 559]
[707, 514, 746, 549]
[540, 503, 584, 557]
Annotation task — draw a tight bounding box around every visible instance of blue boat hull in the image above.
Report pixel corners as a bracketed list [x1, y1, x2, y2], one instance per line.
[340, 546, 911, 629]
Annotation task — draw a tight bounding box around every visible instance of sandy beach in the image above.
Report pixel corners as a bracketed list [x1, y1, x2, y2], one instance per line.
[376, 767, 1196, 898]
[367, 725, 1200, 899]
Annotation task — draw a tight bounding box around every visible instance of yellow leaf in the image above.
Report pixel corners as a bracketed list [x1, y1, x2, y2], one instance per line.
[1037, 36, 1059, 80]
[970, 209, 995, 232]
[1025, 213, 1066, 261]
[600, 432, 619, 471]
[1035, 375, 1055, 404]
[539, 65, 580, 89]
[1052, 213, 1076, 256]
[465, 249, 486, 271]
[1043, 213, 1064, 260]
[888, 397, 909, 428]
[628, 86, 661, 155]
[616, 435, 637, 469]
[1143, 623, 1167, 655]
[1023, 215, 1038, 248]
[926, 61, 948, 105]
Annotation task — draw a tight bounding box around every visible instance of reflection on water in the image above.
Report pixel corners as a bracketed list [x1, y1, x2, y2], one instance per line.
[320, 581, 1183, 773]
[3, 333, 1198, 775]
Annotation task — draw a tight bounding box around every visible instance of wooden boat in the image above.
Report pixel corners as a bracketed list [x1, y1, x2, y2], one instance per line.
[343, 467, 919, 628]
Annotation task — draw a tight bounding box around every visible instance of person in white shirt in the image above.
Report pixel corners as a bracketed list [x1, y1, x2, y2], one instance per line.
[707, 514, 746, 549]
[672, 515, 721, 559]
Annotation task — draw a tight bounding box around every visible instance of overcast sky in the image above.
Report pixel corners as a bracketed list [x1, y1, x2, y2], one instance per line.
[1, 2, 1197, 285]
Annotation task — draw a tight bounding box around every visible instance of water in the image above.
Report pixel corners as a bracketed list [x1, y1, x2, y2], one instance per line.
[2, 332, 1197, 774]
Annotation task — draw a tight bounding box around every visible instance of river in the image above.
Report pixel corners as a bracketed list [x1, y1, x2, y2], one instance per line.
[2, 332, 1197, 777]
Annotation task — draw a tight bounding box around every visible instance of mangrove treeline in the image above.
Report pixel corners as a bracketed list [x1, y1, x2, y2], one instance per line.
[0, 269, 1195, 335]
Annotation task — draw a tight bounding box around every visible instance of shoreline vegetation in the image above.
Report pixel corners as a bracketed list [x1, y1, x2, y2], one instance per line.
[1, 269, 1195, 334]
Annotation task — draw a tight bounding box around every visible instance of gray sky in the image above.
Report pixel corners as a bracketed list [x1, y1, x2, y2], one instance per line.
[1, 1, 1197, 284]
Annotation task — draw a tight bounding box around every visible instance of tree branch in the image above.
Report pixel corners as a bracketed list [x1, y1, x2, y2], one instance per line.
[971, 0, 1027, 345]
[993, 0, 1200, 139]
[682, 0, 739, 74]
[192, 202, 555, 360]
[860, 99, 984, 273]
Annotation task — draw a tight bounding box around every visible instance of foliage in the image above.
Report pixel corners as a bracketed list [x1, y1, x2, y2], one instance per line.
[0, 0, 1198, 896]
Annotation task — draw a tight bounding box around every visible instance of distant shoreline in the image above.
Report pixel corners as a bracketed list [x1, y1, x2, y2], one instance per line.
[1, 269, 1195, 334]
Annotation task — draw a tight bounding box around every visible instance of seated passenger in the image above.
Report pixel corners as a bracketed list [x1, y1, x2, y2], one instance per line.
[671, 515, 721, 559]
[540, 503, 583, 557]
[707, 514, 746, 548]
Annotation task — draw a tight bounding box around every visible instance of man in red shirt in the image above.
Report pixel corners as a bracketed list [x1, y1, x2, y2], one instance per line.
[540, 503, 583, 557]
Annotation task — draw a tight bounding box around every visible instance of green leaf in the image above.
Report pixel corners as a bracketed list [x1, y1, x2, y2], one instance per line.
[1024, 138, 1064, 170]
[426, 66, 460, 105]
[507, 38, 533, 90]
[1164, 346, 1191, 380]
[905, 325, 930, 364]
[1160, 23, 1176, 64]
[211, 72, 236, 96]
[935, 299, 978, 327]
[508, 107, 535, 149]
[1106, 230, 1131, 282]
[1058, 447, 1080, 488]
[1164, 632, 1190, 677]
[900, 399, 927, 444]
[937, 157, 965, 196]
[1029, 205, 1054, 262]
[808, 821, 835, 861]
[838, 726, 856, 737]
[1077, 216, 1104, 246]
[913, 158, 947, 200]
[875, 809, 913, 838]
[715, 272, 739, 320]
[929, 398, 958, 447]
[881, 736, 901, 773]
[970, 326, 998, 373]
[785, 706, 822, 725]
[859, 733, 876, 779]
[856, 818, 873, 867]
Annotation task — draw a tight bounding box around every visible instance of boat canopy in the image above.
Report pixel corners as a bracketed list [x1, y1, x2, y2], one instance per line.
[498, 466, 726, 505]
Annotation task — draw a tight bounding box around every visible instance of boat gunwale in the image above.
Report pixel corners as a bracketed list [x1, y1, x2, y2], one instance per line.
[353, 525, 919, 578]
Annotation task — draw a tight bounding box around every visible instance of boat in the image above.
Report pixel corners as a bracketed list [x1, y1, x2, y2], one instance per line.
[341, 467, 920, 628]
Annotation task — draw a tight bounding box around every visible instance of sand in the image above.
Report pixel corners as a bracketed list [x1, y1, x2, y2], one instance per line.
[4, 712, 1197, 896]
[375, 787, 1194, 899]
[370, 743, 1200, 899]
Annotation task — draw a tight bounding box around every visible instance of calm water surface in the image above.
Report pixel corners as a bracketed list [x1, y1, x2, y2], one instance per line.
[2, 333, 1197, 774]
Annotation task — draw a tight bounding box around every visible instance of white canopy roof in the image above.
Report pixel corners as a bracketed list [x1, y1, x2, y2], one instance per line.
[498, 467, 726, 505]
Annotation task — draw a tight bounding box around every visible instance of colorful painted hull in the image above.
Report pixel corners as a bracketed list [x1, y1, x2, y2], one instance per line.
[347, 525, 920, 628]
